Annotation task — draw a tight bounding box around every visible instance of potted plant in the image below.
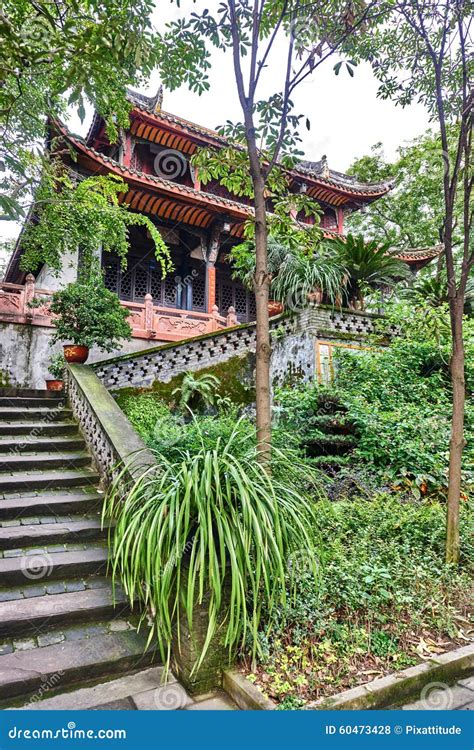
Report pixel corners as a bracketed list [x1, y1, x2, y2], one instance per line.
[50, 264, 132, 363]
[45, 353, 66, 391]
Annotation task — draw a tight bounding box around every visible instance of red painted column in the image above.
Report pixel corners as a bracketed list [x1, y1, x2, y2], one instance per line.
[337, 208, 344, 234]
[123, 133, 132, 168]
[206, 265, 216, 314]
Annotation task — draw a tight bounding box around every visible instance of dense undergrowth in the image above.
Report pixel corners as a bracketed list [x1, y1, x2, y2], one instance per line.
[116, 304, 473, 706]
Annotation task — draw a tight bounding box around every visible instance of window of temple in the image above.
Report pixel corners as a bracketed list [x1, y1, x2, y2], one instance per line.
[102, 253, 178, 307]
[102, 252, 207, 312]
[216, 271, 256, 322]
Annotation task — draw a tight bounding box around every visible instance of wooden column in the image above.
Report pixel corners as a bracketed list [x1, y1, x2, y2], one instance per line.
[206, 264, 216, 314]
[337, 208, 344, 234]
[206, 221, 223, 314]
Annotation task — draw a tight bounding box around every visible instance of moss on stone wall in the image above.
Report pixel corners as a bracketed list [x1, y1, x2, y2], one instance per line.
[112, 354, 256, 409]
[0, 370, 11, 387]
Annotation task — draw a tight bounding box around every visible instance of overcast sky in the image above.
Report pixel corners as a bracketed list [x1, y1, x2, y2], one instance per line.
[1, 1, 432, 245]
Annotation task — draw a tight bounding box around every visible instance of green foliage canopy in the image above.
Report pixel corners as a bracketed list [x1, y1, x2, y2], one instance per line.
[346, 130, 465, 250]
[0, 0, 164, 221]
[20, 171, 172, 277]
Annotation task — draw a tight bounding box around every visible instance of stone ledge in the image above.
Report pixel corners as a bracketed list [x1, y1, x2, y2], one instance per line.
[223, 670, 276, 711]
[306, 643, 474, 710]
[67, 364, 156, 483]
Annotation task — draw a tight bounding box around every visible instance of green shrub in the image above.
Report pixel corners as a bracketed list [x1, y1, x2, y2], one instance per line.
[121, 393, 173, 442]
[172, 371, 220, 410]
[254, 494, 473, 702]
[104, 421, 322, 669]
[47, 353, 66, 379]
[49, 263, 131, 351]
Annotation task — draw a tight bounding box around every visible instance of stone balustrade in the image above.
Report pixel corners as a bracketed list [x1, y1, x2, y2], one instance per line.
[93, 305, 394, 391]
[0, 275, 234, 343]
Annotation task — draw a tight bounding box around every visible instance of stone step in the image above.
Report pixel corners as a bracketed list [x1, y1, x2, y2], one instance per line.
[0, 422, 77, 437]
[0, 388, 63, 399]
[308, 454, 352, 469]
[0, 631, 157, 703]
[0, 468, 100, 493]
[0, 397, 67, 409]
[0, 519, 108, 550]
[0, 452, 91, 473]
[0, 436, 84, 453]
[0, 490, 103, 521]
[0, 407, 72, 422]
[13, 666, 171, 711]
[0, 587, 127, 637]
[0, 546, 108, 586]
[305, 434, 356, 455]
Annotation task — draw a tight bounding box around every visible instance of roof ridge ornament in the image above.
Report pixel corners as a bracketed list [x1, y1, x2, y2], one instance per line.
[153, 85, 164, 114]
[321, 154, 330, 178]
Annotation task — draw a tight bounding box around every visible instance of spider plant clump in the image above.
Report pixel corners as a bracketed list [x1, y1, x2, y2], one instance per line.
[103, 420, 322, 672]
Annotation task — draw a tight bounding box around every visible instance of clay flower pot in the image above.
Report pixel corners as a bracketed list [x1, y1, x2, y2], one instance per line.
[268, 301, 284, 317]
[45, 380, 64, 391]
[63, 344, 89, 364]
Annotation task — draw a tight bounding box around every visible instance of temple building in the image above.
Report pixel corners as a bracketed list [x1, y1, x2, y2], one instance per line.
[0, 87, 441, 385]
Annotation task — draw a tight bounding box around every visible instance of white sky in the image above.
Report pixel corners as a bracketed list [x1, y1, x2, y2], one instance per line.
[1, 0, 431, 245]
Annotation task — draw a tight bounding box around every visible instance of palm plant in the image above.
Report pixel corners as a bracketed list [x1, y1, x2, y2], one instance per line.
[172, 371, 220, 410]
[270, 241, 344, 309]
[103, 420, 321, 671]
[403, 273, 474, 315]
[230, 238, 344, 308]
[328, 234, 411, 310]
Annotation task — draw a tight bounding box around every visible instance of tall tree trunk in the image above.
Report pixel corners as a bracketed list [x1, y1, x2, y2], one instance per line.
[250, 159, 272, 464]
[446, 298, 466, 564]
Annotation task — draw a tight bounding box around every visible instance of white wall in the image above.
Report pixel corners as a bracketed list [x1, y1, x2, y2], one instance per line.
[0, 322, 169, 388]
[35, 248, 79, 290]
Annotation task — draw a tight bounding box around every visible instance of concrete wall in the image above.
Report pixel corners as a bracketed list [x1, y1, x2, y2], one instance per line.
[0, 305, 395, 390]
[0, 323, 170, 389]
[270, 330, 316, 386]
[35, 249, 80, 291]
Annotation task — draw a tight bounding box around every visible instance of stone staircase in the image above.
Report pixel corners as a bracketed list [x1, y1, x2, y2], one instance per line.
[304, 394, 356, 471]
[0, 388, 160, 709]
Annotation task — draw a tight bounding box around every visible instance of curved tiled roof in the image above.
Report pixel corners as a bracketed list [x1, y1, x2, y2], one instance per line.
[86, 88, 393, 202]
[57, 122, 253, 219]
[393, 244, 444, 262]
[298, 158, 394, 197]
[50, 122, 344, 243]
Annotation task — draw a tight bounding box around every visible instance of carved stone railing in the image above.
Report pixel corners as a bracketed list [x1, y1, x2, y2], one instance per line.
[93, 304, 395, 391]
[0, 275, 53, 326]
[67, 363, 156, 485]
[120, 297, 230, 342]
[0, 275, 235, 343]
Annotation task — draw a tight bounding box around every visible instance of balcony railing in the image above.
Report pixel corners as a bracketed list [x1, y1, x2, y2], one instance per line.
[0, 274, 238, 343]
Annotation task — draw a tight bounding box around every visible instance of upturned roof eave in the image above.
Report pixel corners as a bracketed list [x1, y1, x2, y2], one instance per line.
[85, 89, 393, 201]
